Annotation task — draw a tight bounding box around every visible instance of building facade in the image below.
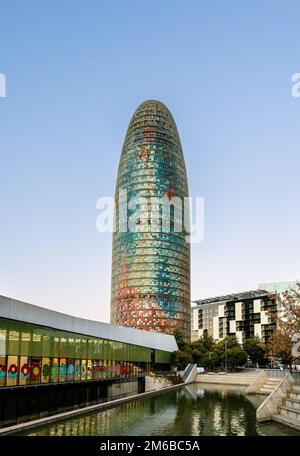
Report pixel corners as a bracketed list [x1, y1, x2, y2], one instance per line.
[0, 295, 177, 389]
[111, 100, 190, 340]
[258, 281, 298, 321]
[191, 302, 219, 341]
[192, 290, 277, 344]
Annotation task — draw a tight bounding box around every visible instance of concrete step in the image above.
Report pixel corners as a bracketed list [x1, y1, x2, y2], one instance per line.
[261, 384, 275, 389]
[280, 405, 300, 421]
[292, 385, 300, 394]
[266, 378, 282, 383]
[273, 413, 300, 431]
[259, 387, 274, 394]
[289, 391, 300, 400]
[196, 374, 257, 385]
[285, 397, 300, 409]
[262, 383, 277, 388]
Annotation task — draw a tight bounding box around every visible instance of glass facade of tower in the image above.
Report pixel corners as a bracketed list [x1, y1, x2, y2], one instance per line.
[111, 100, 190, 340]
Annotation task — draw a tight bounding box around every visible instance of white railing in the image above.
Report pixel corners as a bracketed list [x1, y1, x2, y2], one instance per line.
[181, 364, 197, 384]
[246, 370, 268, 394]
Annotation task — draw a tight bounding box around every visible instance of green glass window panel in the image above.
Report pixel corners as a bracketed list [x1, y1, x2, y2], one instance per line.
[0, 318, 171, 367]
[92, 339, 98, 358]
[155, 350, 171, 364]
[81, 339, 87, 359]
[42, 334, 51, 357]
[8, 330, 19, 355]
[75, 338, 81, 358]
[108, 340, 113, 359]
[66, 337, 74, 358]
[53, 336, 60, 357]
[0, 330, 6, 356]
[115, 342, 120, 361]
[87, 340, 93, 359]
[102, 340, 107, 359]
[21, 332, 31, 356]
[59, 337, 67, 358]
[97, 339, 102, 359]
[31, 333, 42, 357]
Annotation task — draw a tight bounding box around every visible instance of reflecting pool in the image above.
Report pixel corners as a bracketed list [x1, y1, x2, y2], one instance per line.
[24, 384, 299, 436]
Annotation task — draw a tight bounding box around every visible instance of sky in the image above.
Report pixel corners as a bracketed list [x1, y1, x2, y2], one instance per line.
[0, 0, 300, 322]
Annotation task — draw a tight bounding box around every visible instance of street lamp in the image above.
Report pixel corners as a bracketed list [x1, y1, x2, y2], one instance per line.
[225, 341, 228, 374]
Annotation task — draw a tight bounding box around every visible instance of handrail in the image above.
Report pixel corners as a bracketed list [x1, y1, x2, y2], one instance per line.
[181, 364, 197, 384]
[246, 370, 268, 394]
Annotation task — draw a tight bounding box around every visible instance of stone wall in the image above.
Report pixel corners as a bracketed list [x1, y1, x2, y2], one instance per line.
[107, 380, 139, 400]
[145, 376, 173, 392]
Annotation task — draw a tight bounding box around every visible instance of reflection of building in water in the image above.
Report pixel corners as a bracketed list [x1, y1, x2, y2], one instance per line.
[174, 389, 258, 436]
[179, 384, 203, 401]
[29, 386, 298, 436]
[33, 393, 177, 436]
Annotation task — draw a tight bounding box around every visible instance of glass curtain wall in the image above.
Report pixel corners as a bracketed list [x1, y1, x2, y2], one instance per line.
[0, 318, 171, 388]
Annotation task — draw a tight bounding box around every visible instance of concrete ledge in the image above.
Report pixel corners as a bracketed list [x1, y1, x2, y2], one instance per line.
[0, 382, 185, 436]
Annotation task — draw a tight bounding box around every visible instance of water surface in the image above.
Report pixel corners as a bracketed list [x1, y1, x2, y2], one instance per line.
[25, 384, 299, 436]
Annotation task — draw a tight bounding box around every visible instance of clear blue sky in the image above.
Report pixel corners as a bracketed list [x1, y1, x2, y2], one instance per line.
[0, 0, 299, 322]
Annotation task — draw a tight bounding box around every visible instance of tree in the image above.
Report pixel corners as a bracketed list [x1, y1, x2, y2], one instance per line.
[214, 336, 247, 371]
[226, 348, 248, 369]
[201, 331, 215, 351]
[243, 337, 267, 365]
[269, 282, 300, 366]
[171, 350, 193, 370]
[219, 335, 241, 350]
[173, 330, 186, 351]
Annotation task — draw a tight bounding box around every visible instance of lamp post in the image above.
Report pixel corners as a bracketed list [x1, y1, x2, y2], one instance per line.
[225, 341, 228, 374]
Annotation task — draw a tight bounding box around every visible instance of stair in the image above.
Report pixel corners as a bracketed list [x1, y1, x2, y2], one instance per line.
[196, 372, 259, 386]
[291, 385, 300, 394]
[257, 378, 281, 395]
[272, 384, 300, 431]
[273, 413, 300, 431]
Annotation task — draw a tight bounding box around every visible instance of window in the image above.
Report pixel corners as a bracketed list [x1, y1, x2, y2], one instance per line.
[51, 358, 59, 383]
[19, 356, 29, 386]
[0, 356, 6, 387]
[42, 357, 50, 383]
[59, 358, 67, 382]
[29, 357, 42, 385]
[6, 355, 19, 387]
